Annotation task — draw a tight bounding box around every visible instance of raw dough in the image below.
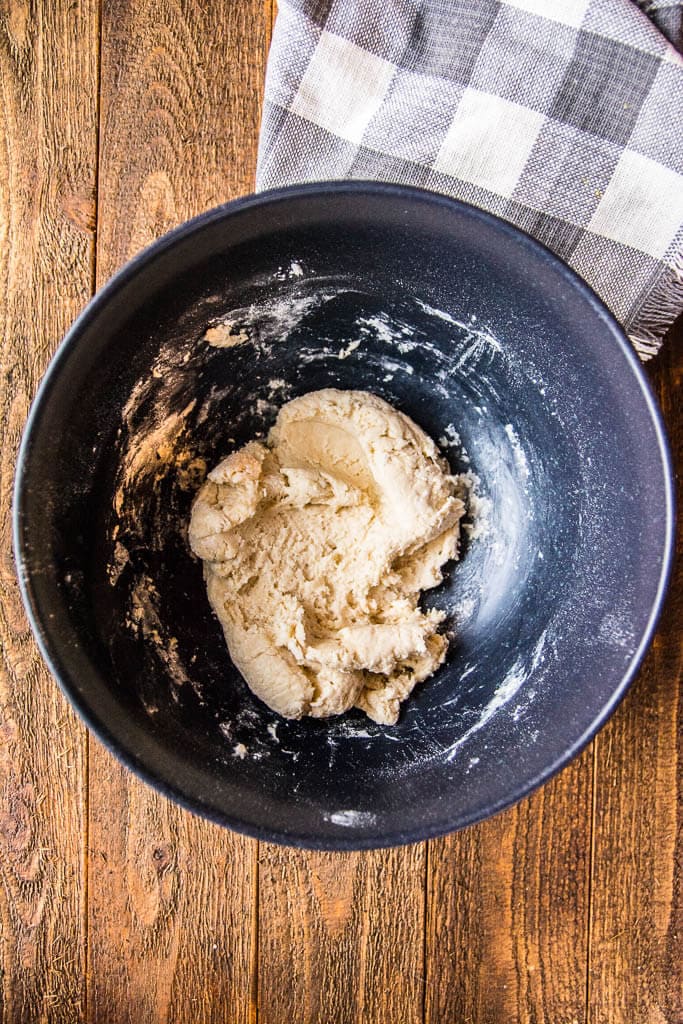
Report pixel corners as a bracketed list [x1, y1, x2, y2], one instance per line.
[203, 322, 249, 347]
[189, 389, 464, 725]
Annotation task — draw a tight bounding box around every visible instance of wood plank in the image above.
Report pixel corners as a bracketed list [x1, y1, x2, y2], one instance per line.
[257, 844, 427, 1024]
[0, 1, 98, 1020]
[87, 3, 268, 1021]
[425, 750, 593, 1023]
[588, 326, 682, 1024]
[88, 768, 258, 1024]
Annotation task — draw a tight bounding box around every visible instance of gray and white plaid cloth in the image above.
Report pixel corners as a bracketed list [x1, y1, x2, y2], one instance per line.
[256, 0, 683, 359]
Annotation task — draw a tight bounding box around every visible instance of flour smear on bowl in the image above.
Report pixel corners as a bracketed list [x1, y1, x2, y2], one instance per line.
[107, 273, 555, 770]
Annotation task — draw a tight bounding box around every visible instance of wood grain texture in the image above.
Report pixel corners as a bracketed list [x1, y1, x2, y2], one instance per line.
[425, 750, 593, 1024]
[588, 327, 682, 1024]
[86, 3, 268, 1022]
[0, 1, 98, 1020]
[95, 0, 267, 275]
[87, 763, 258, 1024]
[257, 844, 427, 1024]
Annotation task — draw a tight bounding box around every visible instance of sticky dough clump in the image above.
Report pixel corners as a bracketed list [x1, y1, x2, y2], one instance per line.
[189, 389, 464, 725]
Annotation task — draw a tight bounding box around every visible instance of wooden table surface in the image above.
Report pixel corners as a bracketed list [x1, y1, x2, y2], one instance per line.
[1, 3, 681, 1022]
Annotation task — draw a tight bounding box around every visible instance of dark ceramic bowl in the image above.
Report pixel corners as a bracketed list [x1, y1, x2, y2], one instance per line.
[14, 183, 674, 849]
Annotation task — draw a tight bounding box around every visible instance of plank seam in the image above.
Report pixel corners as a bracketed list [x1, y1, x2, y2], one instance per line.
[585, 740, 598, 1024]
[85, 2, 104, 1019]
[250, 842, 260, 1024]
[91, 0, 104, 295]
[422, 840, 430, 1024]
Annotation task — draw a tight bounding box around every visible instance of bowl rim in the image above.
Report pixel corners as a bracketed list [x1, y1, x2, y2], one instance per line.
[12, 180, 676, 850]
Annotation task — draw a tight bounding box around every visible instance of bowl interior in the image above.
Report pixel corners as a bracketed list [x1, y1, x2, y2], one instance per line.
[16, 186, 672, 847]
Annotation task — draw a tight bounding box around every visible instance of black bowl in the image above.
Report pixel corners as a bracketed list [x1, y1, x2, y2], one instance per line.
[14, 183, 674, 849]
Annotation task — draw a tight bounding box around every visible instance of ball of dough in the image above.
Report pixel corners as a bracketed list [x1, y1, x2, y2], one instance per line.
[189, 389, 464, 725]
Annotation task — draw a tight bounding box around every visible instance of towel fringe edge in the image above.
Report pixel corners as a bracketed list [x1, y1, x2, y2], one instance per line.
[628, 248, 683, 360]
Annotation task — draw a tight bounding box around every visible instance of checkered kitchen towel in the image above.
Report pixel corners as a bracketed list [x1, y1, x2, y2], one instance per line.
[256, 0, 683, 358]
